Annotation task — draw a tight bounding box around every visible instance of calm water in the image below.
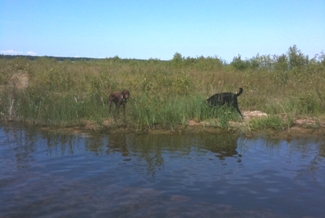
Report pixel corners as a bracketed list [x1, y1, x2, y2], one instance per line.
[1, 123, 325, 218]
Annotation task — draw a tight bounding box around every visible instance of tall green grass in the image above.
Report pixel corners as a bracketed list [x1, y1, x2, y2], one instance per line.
[0, 45, 324, 130]
[127, 94, 242, 130]
[249, 115, 293, 131]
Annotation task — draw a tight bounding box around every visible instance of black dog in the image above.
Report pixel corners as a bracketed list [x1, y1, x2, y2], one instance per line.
[206, 88, 244, 118]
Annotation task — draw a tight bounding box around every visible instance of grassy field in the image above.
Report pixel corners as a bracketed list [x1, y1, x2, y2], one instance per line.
[1, 46, 325, 131]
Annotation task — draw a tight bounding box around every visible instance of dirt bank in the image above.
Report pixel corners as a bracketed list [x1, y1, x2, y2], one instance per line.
[187, 110, 325, 139]
[40, 110, 325, 140]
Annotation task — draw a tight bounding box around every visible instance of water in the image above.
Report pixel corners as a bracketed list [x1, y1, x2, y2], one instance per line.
[1, 123, 325, 218]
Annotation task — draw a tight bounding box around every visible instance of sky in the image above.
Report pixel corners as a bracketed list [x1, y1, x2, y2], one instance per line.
[1, 0, 324, 62]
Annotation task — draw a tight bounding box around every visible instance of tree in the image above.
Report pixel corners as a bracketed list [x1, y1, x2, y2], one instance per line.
[288, 45, 308, 70]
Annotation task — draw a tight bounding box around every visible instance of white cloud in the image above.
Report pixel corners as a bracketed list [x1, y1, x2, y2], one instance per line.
[27, 51, 37, 56]
[0, 49, 23, 55]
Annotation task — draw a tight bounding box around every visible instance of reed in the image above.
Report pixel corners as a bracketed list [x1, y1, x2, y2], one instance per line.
[249, 115, 293, 131]
[0, 45, 324, 130]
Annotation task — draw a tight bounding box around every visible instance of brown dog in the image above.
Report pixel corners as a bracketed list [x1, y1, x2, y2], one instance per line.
[107, 86, 130, 115]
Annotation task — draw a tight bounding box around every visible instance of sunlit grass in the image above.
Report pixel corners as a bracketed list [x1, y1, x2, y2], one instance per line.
[249, 115, 293, 131]
[0, 45, 324, 130]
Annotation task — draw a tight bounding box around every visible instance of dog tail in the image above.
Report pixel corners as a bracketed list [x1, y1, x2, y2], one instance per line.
[235, 88, 243, 97]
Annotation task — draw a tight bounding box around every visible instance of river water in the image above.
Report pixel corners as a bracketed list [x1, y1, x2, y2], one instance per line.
[1, 123, 325, 218]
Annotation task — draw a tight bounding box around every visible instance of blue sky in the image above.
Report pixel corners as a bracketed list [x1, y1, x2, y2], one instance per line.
[1, 0, 324, 62]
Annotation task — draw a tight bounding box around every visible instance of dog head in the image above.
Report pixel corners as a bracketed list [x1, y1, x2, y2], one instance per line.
[122, 89, 130, 100]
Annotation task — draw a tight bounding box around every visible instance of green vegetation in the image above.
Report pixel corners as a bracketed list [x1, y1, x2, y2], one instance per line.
[249, 115, 293, 131]
[0, 45, 324, 131]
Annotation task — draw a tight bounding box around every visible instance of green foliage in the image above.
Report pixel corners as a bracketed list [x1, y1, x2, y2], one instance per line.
[298, 94, 322, 114]
[0, 45, 324, 130]
[172, 52, 183, 65]
[288, 45, 309, 71]
[250, 115, 292, 131]
[231, 55, 251, 70]
[274, 54, 289, 71]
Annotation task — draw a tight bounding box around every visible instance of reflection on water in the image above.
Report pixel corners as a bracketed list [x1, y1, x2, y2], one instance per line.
[1, 122, 325, 217]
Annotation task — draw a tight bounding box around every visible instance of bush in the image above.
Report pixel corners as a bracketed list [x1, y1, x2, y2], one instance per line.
[0, 45, 324, 130]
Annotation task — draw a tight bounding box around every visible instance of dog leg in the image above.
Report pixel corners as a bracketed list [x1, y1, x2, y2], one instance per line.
[108, 101, 112, 113]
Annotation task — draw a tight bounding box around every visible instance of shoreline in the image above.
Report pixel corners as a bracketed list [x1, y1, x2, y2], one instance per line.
[43, 116, 325, 140]
[2, 111, 325, 139]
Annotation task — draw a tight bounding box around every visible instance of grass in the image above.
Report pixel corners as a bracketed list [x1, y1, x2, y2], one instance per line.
[0, 46, 324, 131]
[249, 115, 293, 131]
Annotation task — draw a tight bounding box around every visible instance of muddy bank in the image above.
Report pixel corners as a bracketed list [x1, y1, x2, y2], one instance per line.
[3, 110, 325, 139]
[40, 121, 325, 141]
[39, 112, 325, 140]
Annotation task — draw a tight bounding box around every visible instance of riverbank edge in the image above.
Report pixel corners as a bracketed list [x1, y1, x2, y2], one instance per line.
[43, 116, 325, 140]
[2, 111, 325, 139]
